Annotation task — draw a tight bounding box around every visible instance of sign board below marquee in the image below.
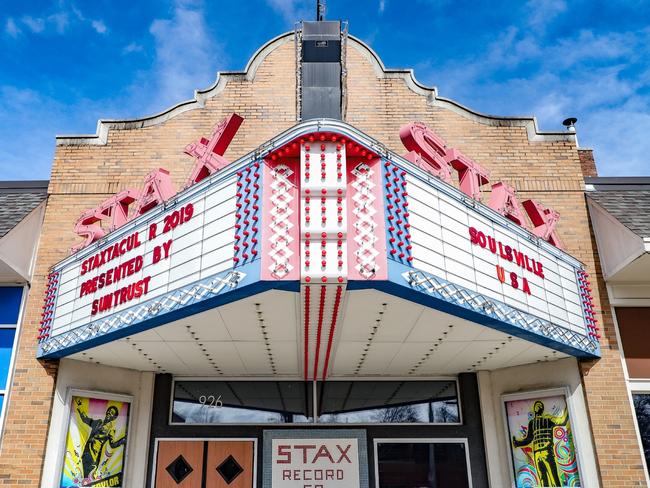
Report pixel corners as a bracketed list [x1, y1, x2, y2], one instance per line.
[38, 118, 599, 364]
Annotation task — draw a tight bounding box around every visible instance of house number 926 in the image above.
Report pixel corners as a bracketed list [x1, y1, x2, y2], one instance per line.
[199, 395, 223, 408]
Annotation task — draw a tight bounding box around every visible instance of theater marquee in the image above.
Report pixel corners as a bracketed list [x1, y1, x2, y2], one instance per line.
[37, 115, 599, 364]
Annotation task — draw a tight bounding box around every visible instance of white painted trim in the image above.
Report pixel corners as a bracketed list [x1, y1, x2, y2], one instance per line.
[55, 32, 576, 147]
[0, 284, 27, 445]
[55, 32, 294, 146]
[606, 282, 650, 306]
[372, 437, 473, 488]
[0, 201, 46, 282]
[629, 380, 650, 391]
[608, 297, 631, 383]
[608, 301, 650, 485]
[150, 437, 258, 488]
[346, 37, 575, 143]
[40, 361, 155, 488]
[53, 388, 134, 488]
[586, 199, 646, 281]
[501, 386, 585, 488]
[477, 370, 501, 487]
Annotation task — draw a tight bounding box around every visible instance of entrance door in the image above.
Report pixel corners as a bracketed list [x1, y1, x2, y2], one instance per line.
[155, 440, 254, 487]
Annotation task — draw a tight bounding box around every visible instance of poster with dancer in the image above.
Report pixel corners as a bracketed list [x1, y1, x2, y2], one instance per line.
[505, 392, 581, 487]
[59, 393, 130, 487]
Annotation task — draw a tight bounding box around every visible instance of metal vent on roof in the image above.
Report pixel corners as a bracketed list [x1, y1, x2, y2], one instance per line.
[300, 21, 342, 120]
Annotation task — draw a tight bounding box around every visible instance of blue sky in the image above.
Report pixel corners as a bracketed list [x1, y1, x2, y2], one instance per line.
[1, 0, 649, 180]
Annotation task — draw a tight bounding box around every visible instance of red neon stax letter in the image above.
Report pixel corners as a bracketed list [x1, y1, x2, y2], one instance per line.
[445, 148, 490, 201]
[185, 113, 244, 186]
[488, 182, 528, 228]
[399, 122, 453, 183]
[523, 199, 563, 248]
[134, 168, 176, 216]
[70, 189, 140, 253]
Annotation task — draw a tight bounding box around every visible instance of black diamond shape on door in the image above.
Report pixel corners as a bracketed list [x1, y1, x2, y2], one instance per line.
[216, 455, 244, 484]
[166, 454, 194, 484]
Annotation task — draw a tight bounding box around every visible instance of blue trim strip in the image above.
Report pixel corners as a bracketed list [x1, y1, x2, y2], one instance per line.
[37, 261, 298, 359]
[233, 161, 262, 267]
[383, 160, 413, 267]
[40, 270, 599, 360]
[373, 260, 599, 358]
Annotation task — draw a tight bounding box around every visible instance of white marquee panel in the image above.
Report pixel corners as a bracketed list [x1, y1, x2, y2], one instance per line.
[49, 176, 237, 337]
[406, 174, 587, 336]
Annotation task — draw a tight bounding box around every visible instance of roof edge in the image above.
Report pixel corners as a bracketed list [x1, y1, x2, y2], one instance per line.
[586, 176, 650, 185]
[55, 31, 295, 146]
[56, 30, 577, 147]
[0, 180, 49, 192]
[347, 35, 576, 143]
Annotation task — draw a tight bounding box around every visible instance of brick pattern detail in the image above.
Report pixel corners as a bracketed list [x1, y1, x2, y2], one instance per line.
[0, 35, 644, 487]
[579, 148, 598, 177]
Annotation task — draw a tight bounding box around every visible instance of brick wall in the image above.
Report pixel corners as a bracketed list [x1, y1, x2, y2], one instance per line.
[579, 148, 598, 177]
[1, 33, 644, 486]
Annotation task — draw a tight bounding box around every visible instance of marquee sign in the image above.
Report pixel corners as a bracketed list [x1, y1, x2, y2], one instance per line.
[38, 115, 599, 364]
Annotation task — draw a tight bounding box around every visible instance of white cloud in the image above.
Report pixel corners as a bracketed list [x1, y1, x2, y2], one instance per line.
[7, 6, 105, 36]
[526, 0, 566, 31]
[123, 42, 144, 54]
[21, 16, 45, 33]
[91, 19, 107, 34]
[266, 0, 313, 25]
[47, 12, 69, 33]
[5, 18, 21, 38]
[148, 2, 220, 111]
[416, 21, 650, 176]
[379, 0, 386, 13]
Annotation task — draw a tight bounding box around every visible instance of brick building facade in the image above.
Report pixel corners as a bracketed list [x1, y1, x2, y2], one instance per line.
[0, 24, 646, 487]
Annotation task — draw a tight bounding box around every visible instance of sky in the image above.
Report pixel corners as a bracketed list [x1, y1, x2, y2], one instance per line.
[1, 0, 649, 180]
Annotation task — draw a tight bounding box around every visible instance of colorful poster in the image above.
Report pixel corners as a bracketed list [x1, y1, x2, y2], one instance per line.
[505, 394, 581, 487]
[59, 394, 130, 488]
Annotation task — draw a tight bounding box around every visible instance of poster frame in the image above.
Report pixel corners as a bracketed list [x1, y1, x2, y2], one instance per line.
[55, 388, 134, 488]
[501, 386, 584, 488]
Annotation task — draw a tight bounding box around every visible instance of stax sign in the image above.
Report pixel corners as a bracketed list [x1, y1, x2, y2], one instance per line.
[271, 439, 360, 488]
[70, 116, 563, 255]
[70, 113, 243, 253]
[400, 122, 562, 248]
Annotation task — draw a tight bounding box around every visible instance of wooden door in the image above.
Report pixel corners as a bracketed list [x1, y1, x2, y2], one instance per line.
[155, 441, 203, 488]
[155, 440, 254, 487]
[206, 441, 254, 487]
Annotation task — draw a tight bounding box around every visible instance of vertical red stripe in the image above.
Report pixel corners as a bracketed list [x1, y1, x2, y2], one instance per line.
[321, 285, 343, 381]
[312, 285, 327, 380]
[303, 285, 311, 380]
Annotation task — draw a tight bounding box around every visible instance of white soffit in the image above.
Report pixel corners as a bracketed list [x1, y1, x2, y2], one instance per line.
[329, 290, 567, 377]
[0, 202, 45, 282]
[68, 288, 567, 377]
[587, 199, 650, 282]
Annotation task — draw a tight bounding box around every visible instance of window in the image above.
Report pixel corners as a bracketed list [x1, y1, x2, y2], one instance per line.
[172, 379, 460, 425]
[317, 380, 459, 424]
[375, 441, 470, 488]
[172, 381, 313, 424]
[633, 393, 650, 475]
[0, 286, 23, 421]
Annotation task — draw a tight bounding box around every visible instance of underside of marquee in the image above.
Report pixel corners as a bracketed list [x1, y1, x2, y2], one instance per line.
[67, 288, 568, 377]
